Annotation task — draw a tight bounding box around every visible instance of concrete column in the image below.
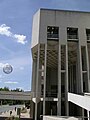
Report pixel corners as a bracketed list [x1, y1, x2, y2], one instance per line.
[65, 44, 69, 116]
[35, 44, 40, 120]
[57, 42, 61, 116]
[71, 66, 73, 93]
[43, 44, 47, 115]
[78, 44, 83, 118]
[30, 101, 34, 118]
[87, 110, 90, 120]
[70, 68, 71, 92]
[77, 44, 83, 93]
[86, 45, 90, 92]
[76, 62, 79, 93]
[38, 61, 42, 97]
[35, 103, 38, 120]
[31, 60, 36, 97]
[82, 108, 84, 120]
[31, 59, 37, 119]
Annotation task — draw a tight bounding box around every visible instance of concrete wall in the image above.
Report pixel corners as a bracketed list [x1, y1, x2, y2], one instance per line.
[31, 9, 40, 48]
[40, 9, 89, 45]
[31, 8, 90, 46]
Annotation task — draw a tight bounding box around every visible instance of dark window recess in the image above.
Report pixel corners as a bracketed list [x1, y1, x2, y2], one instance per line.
[86, 29, 90, 40]
[83, 82, 86, 92]
[50, 85, 57, 97]
[47, 26, 59, 40]
[41, 85, 44, 96]
[61, 85, 65, 93]
[67, 27, 78, 40]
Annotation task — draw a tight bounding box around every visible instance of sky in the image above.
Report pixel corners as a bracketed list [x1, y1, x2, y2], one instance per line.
[0, 0, 90, 91]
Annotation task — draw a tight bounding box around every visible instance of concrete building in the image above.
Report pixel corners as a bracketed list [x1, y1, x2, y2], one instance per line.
[31, 8, 90, 120]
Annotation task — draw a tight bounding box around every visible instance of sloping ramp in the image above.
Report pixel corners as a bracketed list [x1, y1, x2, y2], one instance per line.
[68, 92, 90, 111]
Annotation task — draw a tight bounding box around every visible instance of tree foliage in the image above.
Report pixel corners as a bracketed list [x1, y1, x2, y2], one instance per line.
[0, 87, 9, 91]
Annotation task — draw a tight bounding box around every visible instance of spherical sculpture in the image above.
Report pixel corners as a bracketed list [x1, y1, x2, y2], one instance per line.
[3, 64, 13, 74]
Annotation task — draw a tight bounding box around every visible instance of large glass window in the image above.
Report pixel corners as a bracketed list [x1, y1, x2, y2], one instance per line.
[86, 29, 90, 41]
[67, 27, 78, 40]
[47, 26, 59, 40]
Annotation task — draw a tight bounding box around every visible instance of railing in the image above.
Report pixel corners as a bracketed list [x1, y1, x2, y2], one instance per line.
[47, 34, 59, 39]
[67, 34, 78, 40]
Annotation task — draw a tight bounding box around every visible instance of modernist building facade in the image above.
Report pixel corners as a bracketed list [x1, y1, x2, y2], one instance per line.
[31, 9, 90, 120]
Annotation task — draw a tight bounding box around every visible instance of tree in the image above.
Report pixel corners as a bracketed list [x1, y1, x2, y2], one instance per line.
[11, 88, 24, 92]
[4, 87, 9, 91]
[0, 87, 9, 91]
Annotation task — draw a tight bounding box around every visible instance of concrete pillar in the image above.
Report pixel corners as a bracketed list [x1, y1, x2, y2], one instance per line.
[78, 44, 84, 118]
[57, 42, 61, 116]
[65, 44, 69, 116]
[35, 44, 40, 120]
[70, 68, 71, 92]
[31, 59, 37, 119]
[77, 44, 83, 93]
[87, 110, 90, 120]
[43, 44, 47, 115]
[71, 66, 73, 93]
[86, 45, 90, 92]
[35, 103, 38, 120]
[76, 62, 79, 93]
[30, 101, 34, 118]
[31, 60, 36, 98]
[82, 108, 84, 120]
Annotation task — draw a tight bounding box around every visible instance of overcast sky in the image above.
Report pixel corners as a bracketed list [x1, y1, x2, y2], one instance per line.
[0, 0, 90, 91]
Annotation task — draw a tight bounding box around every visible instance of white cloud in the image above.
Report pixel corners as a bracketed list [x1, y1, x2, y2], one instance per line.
[4, 81, 18, 84]
[0, 24, 12, 37]
[14, 34, 27, 44]
[0, 24, 27, 45]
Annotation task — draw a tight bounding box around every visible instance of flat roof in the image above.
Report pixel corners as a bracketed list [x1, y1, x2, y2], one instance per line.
[40, 8, 90, 14]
